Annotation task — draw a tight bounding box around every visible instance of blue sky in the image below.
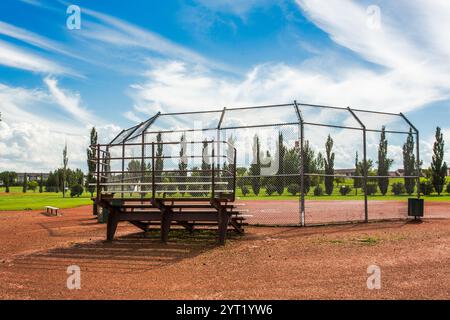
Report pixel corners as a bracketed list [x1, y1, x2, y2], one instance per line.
[0, 0, 449, 172]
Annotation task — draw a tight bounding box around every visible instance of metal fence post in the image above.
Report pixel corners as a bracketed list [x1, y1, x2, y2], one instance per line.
[347, 107, 368, 222]
[293, 100, 305, 226]
[211, 142, 215, 199]
[151, 142, 155, 201]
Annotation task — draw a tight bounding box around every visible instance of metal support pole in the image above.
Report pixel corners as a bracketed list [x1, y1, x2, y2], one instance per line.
[211, 142, 215, 199]
[362, 128, 368, 222]
[96, 144, 101, 205]
[300, 121, 305, 226]
[293, 100, 305, 226]
[141, 132, 145, 200]
[151, 142, 155, 202]
[121, 142, 125, 199]
[347, 107, 368, 222]
[416, 131, 421, 199]
[233, 147, 237, 202]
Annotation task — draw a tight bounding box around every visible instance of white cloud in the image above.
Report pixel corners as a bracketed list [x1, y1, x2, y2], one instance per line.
[78, 7, 234, 73]
[0, 39, 74, 75]
[0, 20, 80, 59]
[44, 77, 94, 125]
[0, 82, 120, 172]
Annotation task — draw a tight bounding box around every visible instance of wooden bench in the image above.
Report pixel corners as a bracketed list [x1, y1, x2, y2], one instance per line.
[45, 206, 60, 216]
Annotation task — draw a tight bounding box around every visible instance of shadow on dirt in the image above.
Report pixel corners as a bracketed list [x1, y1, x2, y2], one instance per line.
[9, 229, 243, 273]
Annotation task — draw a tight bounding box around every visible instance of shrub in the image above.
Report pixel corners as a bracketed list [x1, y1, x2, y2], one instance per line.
[265, 184, 277, 196]
[28, 180, 38, 192]
[70, 184, 84, 197]
[188, 183, 204, 197]
[363, 183, 377, 196]
[313, 185, 324, 196]
[447, 183, 450, 194]
[287, 183, 300, 196]
[339, 185, 352, 196]
[391, 182, 405, 195]
[420, 180, 434, 196]
[241, 185, 249, 197]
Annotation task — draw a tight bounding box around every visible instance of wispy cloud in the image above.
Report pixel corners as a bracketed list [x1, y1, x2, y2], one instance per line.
[78, 6, 236, 73]
[0, 39, 76, 75]
[0, 20, 89, 62]
[44, 77, 94, 125]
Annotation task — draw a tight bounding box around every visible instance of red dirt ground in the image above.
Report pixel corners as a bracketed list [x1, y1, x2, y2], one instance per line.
[0, 204, 449, 299]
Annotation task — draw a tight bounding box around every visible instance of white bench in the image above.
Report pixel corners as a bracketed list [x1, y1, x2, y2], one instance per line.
[45, 206, 60, 216]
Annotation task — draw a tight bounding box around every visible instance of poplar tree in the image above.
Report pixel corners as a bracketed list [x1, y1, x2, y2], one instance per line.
[354, 152, 362, 195]
[377, 127, 393, 195]
[430, 127, 447, 195]
[275, 132, 285, 195]
[324, 135, 335, 195]
[86, 127, 98, 197]
[402, 128, 416, 195]
[22, 173, 27, 193]
[249, 135, 261, 196]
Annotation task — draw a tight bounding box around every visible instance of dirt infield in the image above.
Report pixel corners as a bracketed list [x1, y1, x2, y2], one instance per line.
[238, 199, 450, 225]
[0, 205, 449, 299]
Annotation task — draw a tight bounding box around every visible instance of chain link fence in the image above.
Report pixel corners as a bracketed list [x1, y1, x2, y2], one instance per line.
[95, 102, 422, 226]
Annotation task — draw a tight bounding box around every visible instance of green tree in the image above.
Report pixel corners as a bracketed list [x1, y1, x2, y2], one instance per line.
[39, 173, 44, 193]
[22, 173, 28, 193]
[45, 171, 58, 192]
[430, 127, 448, 195]
[201, 139, 211, 196]
[311, 152, 324, 187]
[377, 126, 393, 196]
[0, 171, 16, 193]
[283, 147, 300, 186]
[28, 180, 38, 192]
[249, 135, 261, 196]
[275, 132, 285, 195]
[302, 141, 315, 194]
[86, 127, 98, 197]
[178, 133, 188, 196]
[324, 135, 335, 195]
[155, 133, 164, 184]
[353, 152, 362, 195]
[403, 128, 416, 195]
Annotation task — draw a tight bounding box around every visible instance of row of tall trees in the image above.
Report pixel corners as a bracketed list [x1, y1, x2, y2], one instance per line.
[238, 125, 447, 197]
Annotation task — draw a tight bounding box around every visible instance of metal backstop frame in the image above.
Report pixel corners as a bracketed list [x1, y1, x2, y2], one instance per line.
[100, 100, 420, 226]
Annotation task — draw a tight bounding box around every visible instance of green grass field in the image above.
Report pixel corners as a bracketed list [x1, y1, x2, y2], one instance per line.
[1, 180, 449, 211]
[0, 187, 93, 211]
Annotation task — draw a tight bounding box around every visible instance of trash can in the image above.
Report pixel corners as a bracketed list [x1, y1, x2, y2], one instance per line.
[408, 198, 424, 217]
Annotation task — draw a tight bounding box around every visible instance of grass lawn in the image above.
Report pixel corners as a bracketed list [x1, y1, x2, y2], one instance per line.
[1, 180, 449, 211]
[0, 186, 93, 211]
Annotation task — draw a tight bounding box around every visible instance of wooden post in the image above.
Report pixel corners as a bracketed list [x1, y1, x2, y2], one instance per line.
[218, 207, 229, 245]
[106, 207, 119, 241]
